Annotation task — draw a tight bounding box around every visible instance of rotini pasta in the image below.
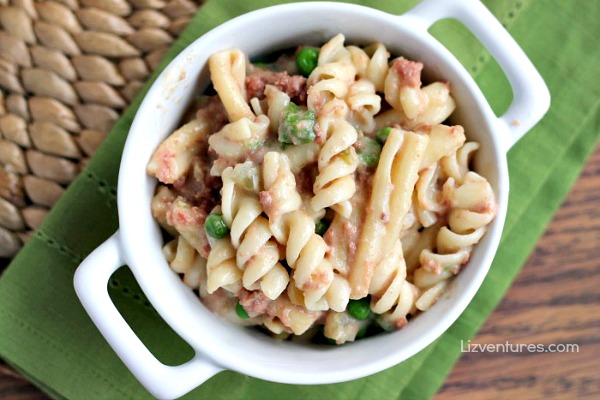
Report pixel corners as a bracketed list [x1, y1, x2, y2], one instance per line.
[348, 42, 390, 92]
[307, 34, 357, 113]
[205, 235, 242, 295]
[162, 236, 205, 289]
[261, 152, 302, 242]
[147, 34, 497, 345]
[146, 117, 211, 184]
[208, 114, 270, 162]
[220, 168, 290, 300]
[346, 79, 382, 133]
[312, 116, 359, 218]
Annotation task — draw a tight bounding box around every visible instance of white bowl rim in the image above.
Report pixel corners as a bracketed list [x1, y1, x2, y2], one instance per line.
[119, 1, 508, 383]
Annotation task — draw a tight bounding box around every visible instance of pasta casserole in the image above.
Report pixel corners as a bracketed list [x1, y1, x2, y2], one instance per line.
[146, 34, 497, 344]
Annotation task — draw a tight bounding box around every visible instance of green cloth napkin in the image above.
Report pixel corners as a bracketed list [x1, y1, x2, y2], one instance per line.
[1, 0, 599, 398]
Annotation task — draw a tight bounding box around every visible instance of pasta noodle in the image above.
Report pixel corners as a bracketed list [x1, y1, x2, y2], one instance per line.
[205, 236, 242, 295]
[146, 117, 211, 184]
[285, 210, 351, 312]
[348, 42, 390, 92]
[147, 34, 497, 345]
[312, 116, 359, 218]
[441, 141, 480, 183]
[368, 240, 418, 329]
[162, 236, 206, 289]
[261, 152, 302, 242]
[165, 196, 211, 258]
[209, 49, 253, 121]
[258, 154, 350, 311]
[414, 172, 495, 310]
[221, 168, 289, 300]
[150, 186, 178, 236]
[208, 114, 270, 161]
[307, 34, 356, 112]
[346, 79, 381, 134]
[349, 129, 429, 298]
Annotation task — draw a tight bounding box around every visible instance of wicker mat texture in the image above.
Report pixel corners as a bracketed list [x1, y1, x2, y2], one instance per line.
[0, 0, 201, 260]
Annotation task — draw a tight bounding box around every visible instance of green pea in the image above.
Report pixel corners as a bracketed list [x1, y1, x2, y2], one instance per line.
[355, 137, 382, 168]
[252, 62, 268, 70]
[204, 213, 229, 239]
[278, 102, 316, 145]
[315, 219, 330, 236]
[235, 302, 250, 319]
[296, 47, 319, 77]
[376, 127, 393, 144]
[347, 297, 372, 320]
[356, 325, 369, 339]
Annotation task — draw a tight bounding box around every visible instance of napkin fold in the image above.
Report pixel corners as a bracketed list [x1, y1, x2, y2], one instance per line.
[1, 0, 599, 399]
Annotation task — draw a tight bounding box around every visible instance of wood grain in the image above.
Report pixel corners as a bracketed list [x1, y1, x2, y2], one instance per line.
[0, 364, 46, 400]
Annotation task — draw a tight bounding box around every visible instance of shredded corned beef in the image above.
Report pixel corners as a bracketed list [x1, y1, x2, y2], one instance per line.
[246, 69, 307, 103]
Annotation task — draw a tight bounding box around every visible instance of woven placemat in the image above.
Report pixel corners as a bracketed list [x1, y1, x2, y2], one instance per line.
[0, 0, 201, 260]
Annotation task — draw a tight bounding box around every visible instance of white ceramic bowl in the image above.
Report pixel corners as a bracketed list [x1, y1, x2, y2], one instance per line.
[74, 0, 550, 398]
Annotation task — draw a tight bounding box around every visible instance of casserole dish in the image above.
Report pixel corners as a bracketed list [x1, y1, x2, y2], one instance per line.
[74, 0, 550, 398]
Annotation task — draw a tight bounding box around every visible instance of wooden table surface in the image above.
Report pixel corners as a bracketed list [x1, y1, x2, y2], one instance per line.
[1, 145, 599, 398]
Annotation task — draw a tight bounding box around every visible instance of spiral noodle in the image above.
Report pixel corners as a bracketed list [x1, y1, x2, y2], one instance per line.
[441, 141, 480, 184]
[208, 53, 270, 167]
[368, 241, 418, 329]
[208, 114, 270, 161]
[307, 34, 356, 113]
[258, 156, 350, 312]
[283, 210, 350, 312]
[419, 124, 466, 170]
[444, 171, 496, 234]
[383, 57, 455, 128]
[415, 171, 496, 310]
[414, 165, 444, 228]
[346, 79, 381, 133]
[282, 142, 320, 174]
[415, 124, 467, 227]
[218, 167, 290, 300]
[348, 42, 390, 92]
[249, 85, 292, 135]
[165, 196, 210, 258]
[262, 293, 324, 336]
[206, 237, 242, 295]
[261, 152, 302, 243]
[162, 236, 206, 290]
[345, 42, 388, 133]
[151, 186, 178, 236]
[312, 116, 359, 218]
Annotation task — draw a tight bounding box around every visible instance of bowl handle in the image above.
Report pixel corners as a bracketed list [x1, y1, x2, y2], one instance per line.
[74, 231, 222, 399]
[404, 0, 550, 151]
